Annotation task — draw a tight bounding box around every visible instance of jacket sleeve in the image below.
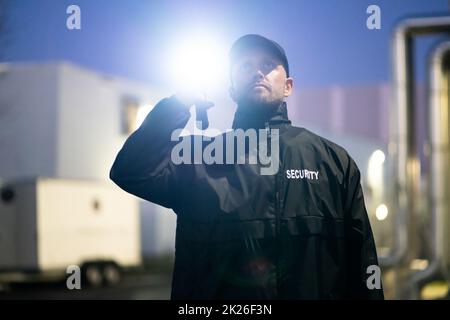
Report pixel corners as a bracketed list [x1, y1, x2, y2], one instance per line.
[344, 158, 385, 299]
[109, 95, 191, 210]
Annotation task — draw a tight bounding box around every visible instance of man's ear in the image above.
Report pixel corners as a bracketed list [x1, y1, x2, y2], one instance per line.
[229, 86, 237, 102]
[284, 77, 294, 97]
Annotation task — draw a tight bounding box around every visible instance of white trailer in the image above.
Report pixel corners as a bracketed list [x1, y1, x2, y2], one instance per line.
[0, 177, 141, 287]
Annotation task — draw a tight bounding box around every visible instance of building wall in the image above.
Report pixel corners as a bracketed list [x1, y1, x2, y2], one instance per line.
[289, 83, 392, 146]
[0, 63, 59, 182]
[56, 61, 168, 181]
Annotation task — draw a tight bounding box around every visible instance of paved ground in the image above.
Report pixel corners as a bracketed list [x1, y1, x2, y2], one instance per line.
[0, 271, 173, 300]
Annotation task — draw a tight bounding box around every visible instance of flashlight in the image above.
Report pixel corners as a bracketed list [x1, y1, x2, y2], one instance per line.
[195, 93, 214, 130]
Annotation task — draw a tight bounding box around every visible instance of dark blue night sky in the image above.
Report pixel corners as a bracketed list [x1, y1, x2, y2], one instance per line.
[2, 0, 449, 88]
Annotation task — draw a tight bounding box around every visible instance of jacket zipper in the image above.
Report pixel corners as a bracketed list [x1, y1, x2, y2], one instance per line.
[266, 121, 282, 296]
[275, 157, 282, 296]
[266, 122, 282, 234]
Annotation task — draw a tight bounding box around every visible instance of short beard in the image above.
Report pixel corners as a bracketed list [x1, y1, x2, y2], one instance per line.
[236, 94, 283, 112]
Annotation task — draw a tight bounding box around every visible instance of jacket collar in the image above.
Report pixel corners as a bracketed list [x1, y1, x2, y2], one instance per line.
[231, 101, 291, 130]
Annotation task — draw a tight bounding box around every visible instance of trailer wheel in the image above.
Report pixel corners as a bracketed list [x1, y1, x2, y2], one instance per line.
[102, 263, 121, 286]
[82, 264, 103, 288]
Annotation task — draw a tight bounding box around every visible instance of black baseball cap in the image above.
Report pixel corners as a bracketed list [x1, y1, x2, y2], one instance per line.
[229, 34, 290, 77]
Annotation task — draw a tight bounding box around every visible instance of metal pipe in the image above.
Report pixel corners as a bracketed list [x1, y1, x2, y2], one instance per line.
[408, 41, 450, 299]
[381, 15, 450, 270]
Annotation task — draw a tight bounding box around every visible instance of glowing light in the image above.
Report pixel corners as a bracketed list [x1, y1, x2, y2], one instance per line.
[410, 259, 429, 271]
[368, 149, 386, 194]
[167, 33, 229, 94]
[421, 281, 449, 300]
[370, 149, 385, 166]
[375, 204, 388, 221]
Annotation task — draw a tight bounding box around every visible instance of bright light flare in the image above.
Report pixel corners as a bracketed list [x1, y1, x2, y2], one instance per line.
[368, 149, 385, 192]
[375, 204, 388, 221]
[370, 149, 385, 166]
[167, 34, 229, 94]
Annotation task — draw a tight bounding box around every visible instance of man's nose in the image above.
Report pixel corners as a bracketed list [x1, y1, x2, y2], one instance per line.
[252, 69, 265, 81]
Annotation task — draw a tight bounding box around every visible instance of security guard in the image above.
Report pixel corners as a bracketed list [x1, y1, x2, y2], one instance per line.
[110, 34, 384, 299]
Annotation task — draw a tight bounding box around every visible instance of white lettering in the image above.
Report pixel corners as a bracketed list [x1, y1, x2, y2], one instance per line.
[286, 169, 320, 181]
[178, 304, 213, 317]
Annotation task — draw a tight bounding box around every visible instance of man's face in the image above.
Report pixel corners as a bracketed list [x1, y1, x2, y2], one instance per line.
[230, 47, 293, 107]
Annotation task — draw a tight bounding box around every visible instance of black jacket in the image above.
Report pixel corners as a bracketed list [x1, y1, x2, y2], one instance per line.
[110, 96, 384, 299]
